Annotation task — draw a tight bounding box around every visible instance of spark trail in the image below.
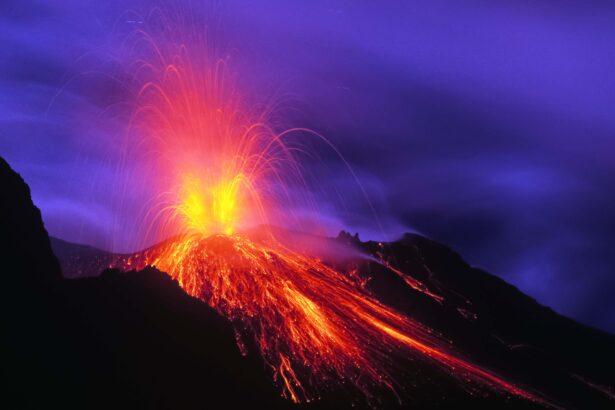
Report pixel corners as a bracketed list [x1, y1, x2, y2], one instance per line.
[111, 5, 548, 407]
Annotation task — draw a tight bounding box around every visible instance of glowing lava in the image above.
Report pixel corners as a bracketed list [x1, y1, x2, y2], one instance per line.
[175, 174, 244, 235]
[117, 232, 544, 406]
[113, 8, 548, 408]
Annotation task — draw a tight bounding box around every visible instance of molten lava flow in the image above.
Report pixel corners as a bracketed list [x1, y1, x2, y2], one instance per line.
[115, 10, 548, 407]
[117, 232, 544, 406]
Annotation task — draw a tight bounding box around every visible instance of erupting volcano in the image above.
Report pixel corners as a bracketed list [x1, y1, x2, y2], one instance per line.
[117, 232, 545, 406]
[101, 11, 551, 408]
[4, 2, 615, 410]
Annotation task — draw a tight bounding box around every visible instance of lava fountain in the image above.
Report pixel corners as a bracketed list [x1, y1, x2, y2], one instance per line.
[111, 7, 548, 408]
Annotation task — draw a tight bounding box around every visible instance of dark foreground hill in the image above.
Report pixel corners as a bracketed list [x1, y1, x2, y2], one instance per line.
[2, 156, 614, 409]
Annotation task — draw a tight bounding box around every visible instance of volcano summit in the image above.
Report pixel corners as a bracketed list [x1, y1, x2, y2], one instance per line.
[3, 157, 614, 409]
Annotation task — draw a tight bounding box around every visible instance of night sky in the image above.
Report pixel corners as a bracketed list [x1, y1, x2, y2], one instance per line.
[1, 1, 614, 333]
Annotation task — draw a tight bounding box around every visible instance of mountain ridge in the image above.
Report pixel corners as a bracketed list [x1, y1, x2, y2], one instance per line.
[3, 156, 614, 409]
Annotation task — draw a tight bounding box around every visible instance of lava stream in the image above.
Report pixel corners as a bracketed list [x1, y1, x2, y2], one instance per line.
[116, 232, 545, 406]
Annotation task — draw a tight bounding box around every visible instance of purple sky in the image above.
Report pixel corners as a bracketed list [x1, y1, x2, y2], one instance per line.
[1, 0, 614, 333]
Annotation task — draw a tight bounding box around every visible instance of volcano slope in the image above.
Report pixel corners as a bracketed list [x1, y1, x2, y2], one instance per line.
[2, 155, 614, 409]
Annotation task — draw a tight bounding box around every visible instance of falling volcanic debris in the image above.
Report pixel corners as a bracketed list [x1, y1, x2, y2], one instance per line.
[105, 6, 552, 408]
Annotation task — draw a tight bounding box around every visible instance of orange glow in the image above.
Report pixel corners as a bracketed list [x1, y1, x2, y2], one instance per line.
[117, 11, 550, 408]
[116, 233, 546, 406]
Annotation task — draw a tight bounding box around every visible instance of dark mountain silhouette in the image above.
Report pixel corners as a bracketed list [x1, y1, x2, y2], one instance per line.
[2, 155, 614, 409]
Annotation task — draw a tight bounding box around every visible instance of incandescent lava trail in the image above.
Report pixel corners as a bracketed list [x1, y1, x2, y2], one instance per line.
[111, 7, 549, 408]
[117, 232, 545, 405]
